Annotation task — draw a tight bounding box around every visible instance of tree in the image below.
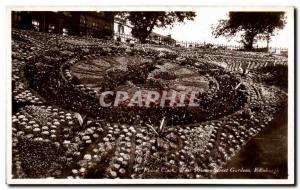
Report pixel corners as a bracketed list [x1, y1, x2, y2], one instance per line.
[212, 12, 286, 50]
[121, 12, 196, 43]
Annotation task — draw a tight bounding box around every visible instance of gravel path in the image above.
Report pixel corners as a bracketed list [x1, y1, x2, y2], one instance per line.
[215, 106, 288, 179]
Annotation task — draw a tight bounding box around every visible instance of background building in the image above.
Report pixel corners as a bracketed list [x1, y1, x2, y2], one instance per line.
[11, 11, 114, 39]
[148, 33, 176, 45]
[12, 11, 176, 44]
[113, 15, 136, 43]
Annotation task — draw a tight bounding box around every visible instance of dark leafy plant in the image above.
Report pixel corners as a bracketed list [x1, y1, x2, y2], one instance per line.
[212, 12, 286, 50]
[119, 12, 196, 43]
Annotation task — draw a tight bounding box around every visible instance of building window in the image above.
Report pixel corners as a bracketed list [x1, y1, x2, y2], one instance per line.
[118, 24, 124, 34]
[32, 20, 39, 31]
[48, 24, 55, 33]
[80, 16, 86, 24]
[63, 28, 68, 36]
[92, 22, 97, 29]
[13, 13, 21, 23]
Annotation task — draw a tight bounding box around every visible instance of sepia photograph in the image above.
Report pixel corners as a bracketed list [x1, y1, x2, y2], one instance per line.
[6, 6, 295, 184]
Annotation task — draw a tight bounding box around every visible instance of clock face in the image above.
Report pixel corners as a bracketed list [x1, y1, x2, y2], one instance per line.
[71, 56, 212, 106]
[67, 52, 248, 126]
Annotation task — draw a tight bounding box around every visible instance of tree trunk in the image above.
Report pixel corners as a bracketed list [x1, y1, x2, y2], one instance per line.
[140, 36, 147, 44]
[243, 31, 255, 51]
[244, 42, 253, 51]
[266, 34, 270, 51]
[140, 16, 158, 44]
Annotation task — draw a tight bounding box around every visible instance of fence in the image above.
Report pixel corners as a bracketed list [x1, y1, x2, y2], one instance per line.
[113, 33, 138, 43]
[113, 32, 288, 54]
[174, 40, 288, 53]
[113, 33, 175, 46]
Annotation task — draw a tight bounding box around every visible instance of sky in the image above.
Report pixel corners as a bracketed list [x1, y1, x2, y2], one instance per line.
[153, 8, 290, 48]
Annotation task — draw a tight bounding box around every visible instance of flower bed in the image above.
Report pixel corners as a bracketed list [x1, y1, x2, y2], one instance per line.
[11, 29, 288, 179]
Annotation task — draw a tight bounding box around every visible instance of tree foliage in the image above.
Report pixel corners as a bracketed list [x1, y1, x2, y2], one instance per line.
[120, 12, 196, 43]
[212, 12, 286, 50]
